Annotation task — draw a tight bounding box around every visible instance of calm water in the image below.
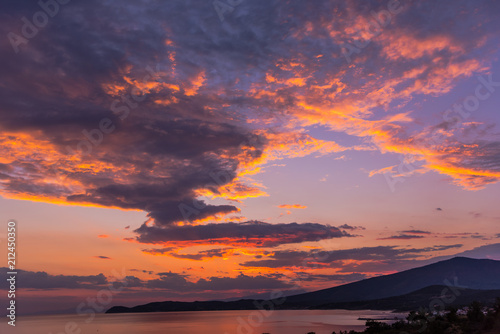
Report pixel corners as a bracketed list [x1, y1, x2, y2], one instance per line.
[1, 310, 406, 334]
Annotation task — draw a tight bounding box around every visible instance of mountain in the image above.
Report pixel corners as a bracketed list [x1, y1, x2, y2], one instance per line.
[282, 257, 500, 307]
[314, 285, 500, 311]
[106, 285, 500, 314]
[106, 257, 500, 313]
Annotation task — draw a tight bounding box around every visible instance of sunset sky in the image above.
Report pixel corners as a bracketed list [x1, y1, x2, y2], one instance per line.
[1, 0, 500, 315]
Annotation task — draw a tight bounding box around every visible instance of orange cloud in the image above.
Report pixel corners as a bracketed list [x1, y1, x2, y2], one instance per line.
[381, 34, 464, 60]
[184, 70, 205, 96]
[242, 28, 495, 190]
[277, 204, 307, 209]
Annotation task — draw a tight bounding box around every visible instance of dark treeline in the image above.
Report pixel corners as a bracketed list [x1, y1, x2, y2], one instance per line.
[308, 299, 500, 334]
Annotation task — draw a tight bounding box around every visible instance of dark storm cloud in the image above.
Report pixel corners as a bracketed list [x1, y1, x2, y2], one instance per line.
[134, 221, 353, 247]
[1, 0, 500, 234]
[0, 267, 107, 290]
[60, 119, 262, 225]
[0, 0, 268, 227]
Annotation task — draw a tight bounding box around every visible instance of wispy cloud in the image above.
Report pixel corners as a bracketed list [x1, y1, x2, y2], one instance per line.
[401, 230, 432, 235]
[277, 204, 307, 209]
[377, 234, 425, 240]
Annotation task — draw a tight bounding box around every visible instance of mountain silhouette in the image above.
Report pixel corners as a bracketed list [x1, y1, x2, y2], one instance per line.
[107, 257, 500, 313]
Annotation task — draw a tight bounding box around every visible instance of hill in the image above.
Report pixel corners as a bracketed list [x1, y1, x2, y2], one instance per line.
[314, 285, 500, 311]
[106, 257, 500, 313]
[282, 257, 500, 307]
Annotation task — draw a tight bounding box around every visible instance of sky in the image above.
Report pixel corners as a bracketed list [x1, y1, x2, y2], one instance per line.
[0, 0, 500, 315]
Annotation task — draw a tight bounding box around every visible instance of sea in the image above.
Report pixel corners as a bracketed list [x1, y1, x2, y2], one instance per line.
[1, 309, 407, 334]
